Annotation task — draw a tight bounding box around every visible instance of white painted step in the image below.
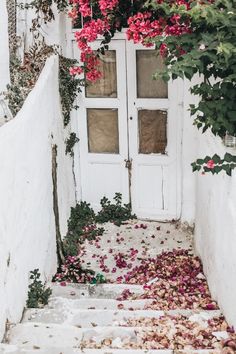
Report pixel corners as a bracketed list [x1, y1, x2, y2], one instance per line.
[0, 345, 222, 354]
[23, 308, 222, 328]
[0, 346, 173, 354]
[23, 309, 165, 326]
[6, 323, 83, 349]
[50, 283, 144, 299]
[7, 323, 226, 350]
[49, 297, 155, 311]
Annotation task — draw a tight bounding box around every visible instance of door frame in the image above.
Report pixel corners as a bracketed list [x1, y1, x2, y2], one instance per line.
[67, 29, 184, 220]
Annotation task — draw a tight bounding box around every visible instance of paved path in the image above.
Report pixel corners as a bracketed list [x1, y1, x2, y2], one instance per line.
[1, 221, 235, 353]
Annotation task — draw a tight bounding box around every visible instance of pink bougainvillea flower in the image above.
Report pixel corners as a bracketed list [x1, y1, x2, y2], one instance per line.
[69, 66, 83, 76]
[206, 159, 215, 169]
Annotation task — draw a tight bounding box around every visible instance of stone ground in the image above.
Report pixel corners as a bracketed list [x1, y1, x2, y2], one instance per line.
[1, 220, 236, 354]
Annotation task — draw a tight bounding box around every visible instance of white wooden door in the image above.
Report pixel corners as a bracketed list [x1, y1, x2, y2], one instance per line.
[127, 42, 182, 220]
[73, 40, 130, 211]
[73, 38, 182, 219]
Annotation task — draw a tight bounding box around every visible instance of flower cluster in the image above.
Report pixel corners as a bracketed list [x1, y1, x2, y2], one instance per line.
[99, 0, 119, 15]
[69, 0, 196, 81]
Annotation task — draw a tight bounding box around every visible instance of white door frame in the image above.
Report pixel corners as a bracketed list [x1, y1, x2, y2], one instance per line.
[69, 30, 183, 219]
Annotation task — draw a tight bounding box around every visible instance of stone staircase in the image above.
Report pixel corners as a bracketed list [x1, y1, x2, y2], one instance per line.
[0, 283, 231, 354]
[0, 221, 234, 353]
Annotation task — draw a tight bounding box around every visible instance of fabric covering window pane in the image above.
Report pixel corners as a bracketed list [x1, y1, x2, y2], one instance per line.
[139, 109, 167, 154]
[86, 51, 117, 98]
[87, 108, 119, 153]
[136, 50, 168, 98]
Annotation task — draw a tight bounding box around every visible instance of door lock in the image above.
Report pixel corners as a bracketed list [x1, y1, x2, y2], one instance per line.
[125, 159, 132, 170]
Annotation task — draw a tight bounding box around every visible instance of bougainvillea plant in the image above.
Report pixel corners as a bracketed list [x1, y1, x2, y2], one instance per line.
[69, 0, 236, 175]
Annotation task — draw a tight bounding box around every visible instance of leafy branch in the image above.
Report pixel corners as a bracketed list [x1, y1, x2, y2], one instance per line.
[192, 153, 236, 176]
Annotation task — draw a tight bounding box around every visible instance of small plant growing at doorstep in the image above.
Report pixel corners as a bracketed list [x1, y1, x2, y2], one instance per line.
[27, 269, 52, 308]
[55, 194, 135, 283]
[96, 193, 136, 226]
[63, 201, 104, 256]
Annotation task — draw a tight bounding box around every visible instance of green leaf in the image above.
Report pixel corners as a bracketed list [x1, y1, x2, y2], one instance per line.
[212, 154, 221, 164]
[196, 159, 204, 165]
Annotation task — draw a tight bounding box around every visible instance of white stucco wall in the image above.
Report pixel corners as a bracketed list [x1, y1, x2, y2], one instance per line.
[0, 0, 10, 91]
[194, 130, 236, 327]
[0, 56, 75, 340]
[180, 79, 198, 224]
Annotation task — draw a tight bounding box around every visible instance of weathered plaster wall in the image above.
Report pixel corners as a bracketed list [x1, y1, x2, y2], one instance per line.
[194, 131, 236, 327]
[0, 0, 10, 91]
[0, 56, 75, 340]
[180, 78, 198, 224]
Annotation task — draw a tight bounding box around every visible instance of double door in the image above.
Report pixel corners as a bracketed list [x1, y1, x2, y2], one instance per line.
[72, 39, 182, 220]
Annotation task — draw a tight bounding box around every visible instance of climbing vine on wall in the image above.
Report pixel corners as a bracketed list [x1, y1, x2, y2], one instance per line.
[59, 57, 84, 127]
[4, 42, 82, 155]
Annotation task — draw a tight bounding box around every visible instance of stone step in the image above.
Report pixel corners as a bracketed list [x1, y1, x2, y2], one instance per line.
[6, 322, 227, 351]
[50, 283, 144, 300]
[0, 344, 221, 354]
[49, 297, 155, 311]
[49, 296, 219, 314]
[23, 307, 222, 328]
[0, 345, 172, 353]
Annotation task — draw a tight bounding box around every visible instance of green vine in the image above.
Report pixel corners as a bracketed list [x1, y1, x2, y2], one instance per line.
[4, 42, 83, 156]
[59, 56, 84, 127]
[65, 132, 80, 156]
[18, 0, 68, 33]
[192, 153, 236, 176]
[4, 42, 57, 116]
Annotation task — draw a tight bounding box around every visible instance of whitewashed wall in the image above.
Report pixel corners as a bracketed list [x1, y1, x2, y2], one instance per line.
[180, 79, 198, 224]
[0, 56, 75, 340]
[194, 131, 236, 327]
[0, 0, 10, 92]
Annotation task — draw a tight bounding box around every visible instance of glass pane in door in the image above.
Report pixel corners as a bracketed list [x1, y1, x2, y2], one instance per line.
[87, 108, 119, 153]
[136, 50, 168, 98]
[138, 109, 167, 154]
[86, 50, 117, 98]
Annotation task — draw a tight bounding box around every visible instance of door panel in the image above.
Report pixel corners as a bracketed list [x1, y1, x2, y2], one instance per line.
[73, 40, 130, 211]
[127, 42, 182, 220]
